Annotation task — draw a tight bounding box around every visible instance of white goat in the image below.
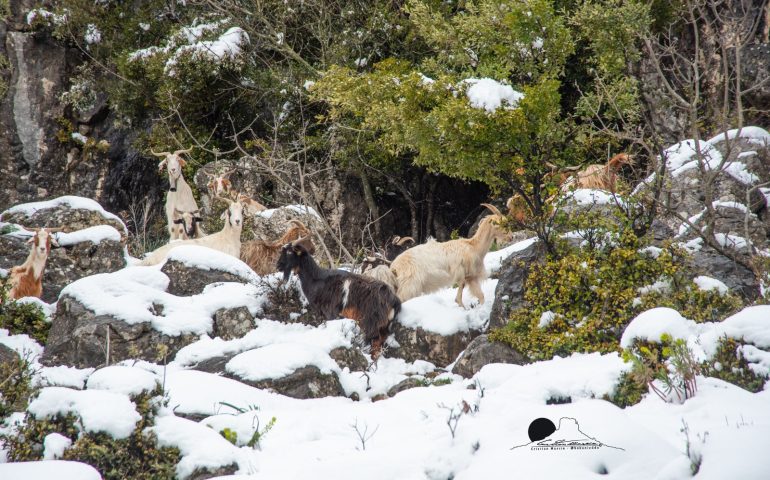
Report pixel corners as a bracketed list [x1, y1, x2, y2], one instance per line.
[5, 228, 60, 301]
[152, 148, 199, 240]
[389, 204, 510, 308]
[139, 199, 244, 266]
[171, 208, 205, 240]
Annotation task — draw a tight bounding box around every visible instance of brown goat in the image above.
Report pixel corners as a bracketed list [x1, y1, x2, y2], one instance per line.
[5, 228, 60, 301]
[561, 153, 633, 193]
[241, 220, 312, 275]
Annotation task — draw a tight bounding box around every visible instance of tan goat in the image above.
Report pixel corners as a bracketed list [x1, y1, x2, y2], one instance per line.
[561, 153, 633, 193]
[240, 219, 311, 275]
[389, 204, 511, 307]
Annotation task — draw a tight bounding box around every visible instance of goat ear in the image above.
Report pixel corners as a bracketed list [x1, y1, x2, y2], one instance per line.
[158, 159, 167, 172]
[220, 209, 228, 220]
[193, 216, 203, 222]
[50, 235, 60, 248]
[178, 157, 187, 168]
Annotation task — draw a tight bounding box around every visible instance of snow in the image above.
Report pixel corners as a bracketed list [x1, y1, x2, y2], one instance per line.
[0, 328, 43, 360]
[463, 78, 524, 112]
[25, 9, 66, 26]
[37, 366, 95, 389]
[55, 225, 122, 246]
[84, 24, 101, 44]
[620, 307, 697, 348]
[71, 132, 88, 144]
[28, 387, 141, 439]
[565, 188, 625, 207]
[0, 461, 102, 480]
[483, 237, 537, 273]
[712, 200, 749, 213]
[173, 318, 354, 367]
[693, 275, 729, 295]
[706, 126, 770, 146]
[714, 232, 749, 250]
[396, 279, 497, 335]
[15, 296, 56, 319]
[164, 245, 259, 283]
[43, 433, 72, 460]
[1, 195, 127, 234]
[226, 343, 339, 382]
[254, 204, 321, 220]
[538, 310, 556, 328]
[86, 365, 159, 396]
[61, 266, 264, 337]
[151, 415, 257, 478]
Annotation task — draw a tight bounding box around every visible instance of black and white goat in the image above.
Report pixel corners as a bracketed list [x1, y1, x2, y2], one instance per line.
[277, 237, 400, 358]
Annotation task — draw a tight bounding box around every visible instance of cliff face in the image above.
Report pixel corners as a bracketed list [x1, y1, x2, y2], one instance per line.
[0, 3, 164, 217]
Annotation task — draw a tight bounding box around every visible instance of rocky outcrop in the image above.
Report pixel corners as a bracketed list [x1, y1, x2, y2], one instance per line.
[387, 377, 425, 397]
[451, 335, 527, 378]
[0, 197, 127, 236]
[388, 320, 482, 368]
[42, 294, 200, 369]
[212, 306, 254, 341]
[329, 346, 369, 371]
[161, 258, 256, 297]
[231, 366, 345, 399]
[487, 241, 547, 331]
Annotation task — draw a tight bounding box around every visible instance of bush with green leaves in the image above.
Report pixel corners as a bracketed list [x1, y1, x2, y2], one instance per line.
[701, 337, 768, 393]
[0, 352, 37, 421]
[489, 215, 743, 360]
[4, 386, 181, 480]
[623, 335, 700, 403]
[0, 278, 50, 345]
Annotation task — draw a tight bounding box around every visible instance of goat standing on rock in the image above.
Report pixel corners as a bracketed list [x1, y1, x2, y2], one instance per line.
[4, 228, 60, 300]
[277, 237, 400, 359]
[153, 148, 200, 240]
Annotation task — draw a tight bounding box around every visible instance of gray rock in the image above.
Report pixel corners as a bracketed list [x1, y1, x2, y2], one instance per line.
[388, 320, 482, 368]
[212, 306, 254, 341]
[451, 335, 527, 378]
[487, 241, 547, 331]
[193, 159, 264, 214]
[1, 202, 127, 237]
[688, 246, 759, 300]
[161, 258, 255, 297]
[329, 346, 369, 371]
[0, 232, 126, 303]
[233, 366, 345, 399]
[188, 464, 238, 480]
[42, 294, 199, 368]
[188, 354, 236, 375]
[387, 377, 426, 397]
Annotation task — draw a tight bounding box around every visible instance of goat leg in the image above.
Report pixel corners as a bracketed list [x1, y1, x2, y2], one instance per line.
[455, 281, 466, 309]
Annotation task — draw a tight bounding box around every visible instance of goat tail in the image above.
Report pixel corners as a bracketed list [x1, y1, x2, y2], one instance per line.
[359, 282, 400, 344]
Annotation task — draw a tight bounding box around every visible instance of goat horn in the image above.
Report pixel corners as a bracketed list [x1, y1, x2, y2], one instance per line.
[395, 236, 414, 246]
[215, 195, 234, 205]
[288, 219, 306, 229]
[151, 149, 171, 157]
[173, 147, 193, 156]
[481, 203, 503, 217]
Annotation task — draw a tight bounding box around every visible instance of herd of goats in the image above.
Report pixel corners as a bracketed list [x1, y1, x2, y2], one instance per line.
[3, 148, 632, 357]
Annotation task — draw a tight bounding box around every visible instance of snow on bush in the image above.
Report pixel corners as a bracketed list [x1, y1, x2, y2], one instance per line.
[464, 78, 524, 112]
[255, 204, 321, 220]
[43, 433, 72, 460]
[693, 275, 729, 295]
[151, 415, 256, 478]
[36, 366, 95, 389]
[86, 366, 159, 396]
[28, 387, 141, 439]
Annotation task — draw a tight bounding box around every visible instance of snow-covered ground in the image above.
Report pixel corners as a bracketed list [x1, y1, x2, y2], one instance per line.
[1, 239, 769, 479]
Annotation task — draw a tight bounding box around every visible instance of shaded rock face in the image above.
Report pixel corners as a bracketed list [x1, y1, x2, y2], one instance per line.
[451, 334, 527, 378]
[688, 246, 759, 299]
[232, 366, 344, 399]
[487, 241, 547, 331]
[388, 320, 482, 368]
[188, 465, 238, 480]
[0, 234, 126, 303]
[193, 159, 264, 213]
[160, 259, 255, 297]
[43, 294, 200, 369]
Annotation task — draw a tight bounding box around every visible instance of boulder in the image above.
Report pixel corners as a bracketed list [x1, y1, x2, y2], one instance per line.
[234, 366, 345, 399]
[0, 196, 128, 237]
[161, 256, 257, 297]
[42, 294, 199, 369]
[329, 346, 369, 371]
[487, 241, 547, 331]
[387, 377, 426, 397]
[212, 306, 254, 341]
[388, 320, 482, 368]
[193, 159, 264, 213]
[688, 246, 759, 300]
[249, 207, 324, 245]
[451, 335, 527, 378]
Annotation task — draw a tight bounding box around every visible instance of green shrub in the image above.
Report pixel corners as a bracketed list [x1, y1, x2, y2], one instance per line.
[489, 219, 743, 361]
[0, 279, 50, 345]
[605, 371, 647, 408]
[702, 337, 768, 393]
[0, 352, 37, 420]
[5, 387, 181, 480]
[622, 335, 700, 403]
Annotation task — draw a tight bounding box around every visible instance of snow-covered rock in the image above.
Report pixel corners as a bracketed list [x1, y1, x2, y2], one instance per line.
[0, 460, 102, 480]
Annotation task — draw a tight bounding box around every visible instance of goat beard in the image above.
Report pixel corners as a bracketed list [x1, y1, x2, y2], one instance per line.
[169, 176, 179, 192]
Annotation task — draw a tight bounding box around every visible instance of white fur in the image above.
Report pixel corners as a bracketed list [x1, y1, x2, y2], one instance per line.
[157, 150, 199, 240]
[140, 202, 244, 266]
[341, 279, 351, 308]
